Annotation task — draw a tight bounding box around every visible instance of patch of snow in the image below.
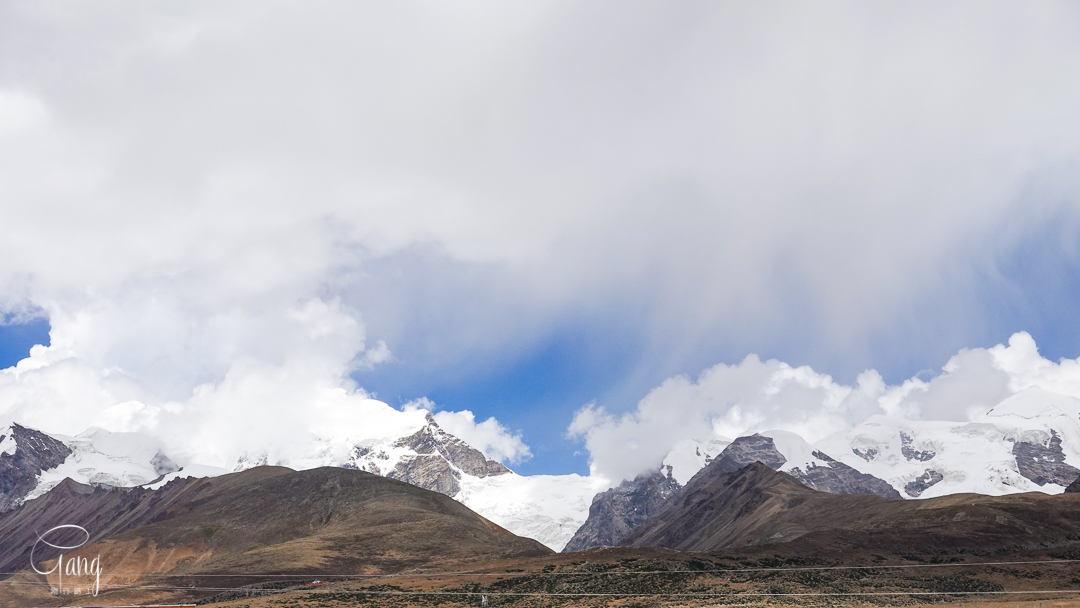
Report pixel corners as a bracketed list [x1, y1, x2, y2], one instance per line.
[760, 430, 833, 472]
[0, 425, 15, 456]
[457, 471, 608, 552]
[145, 464, 230, 489]
[662, 436, 731, 484]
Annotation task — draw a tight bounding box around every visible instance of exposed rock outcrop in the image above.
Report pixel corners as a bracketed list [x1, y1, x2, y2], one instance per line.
[1064, 473, 1080, 493]
[791, 450, 902, 498]
[900, 431, 937, 462]
[562, 466, 680, 552]
[1013, 430, 1080, 487]
[904, 468, 944, 497]
[721, 434, 787, 469]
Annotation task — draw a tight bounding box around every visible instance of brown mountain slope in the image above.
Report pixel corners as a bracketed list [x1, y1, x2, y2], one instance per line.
[94, 465, 551, 572]
[0, 466, 292, 576]
[624, 461, 1080, 555]
[0, 466, 550, 599]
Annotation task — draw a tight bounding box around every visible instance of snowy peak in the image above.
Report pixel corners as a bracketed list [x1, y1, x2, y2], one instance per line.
[228, 411, 591, 552]
[985, 387, 1080, 421]
[369, 413, 512, 487]
[242, 412, 515, 498]
[662, 436, 731, 484]
[0, 421, 201, 512]
[815, 389, 1080, 498]
[564, 432, 900, 552]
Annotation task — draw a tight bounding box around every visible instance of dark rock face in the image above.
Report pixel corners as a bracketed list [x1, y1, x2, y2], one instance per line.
[390, 453, 464, 496]
[900, 432, 936, 462]
[562, 466, 681, 552]
[721, 435, 788, 469]
[790, 451, 902, 499]
[853, 447, 878, 462]
[622, 462, 814, 551]
[904, 469, 943, 497]
[0, 423, 72, 512]
[150, 451, 180, 476]
[1014, 430, 1080, 487]
[1064, 474, 1080, 493]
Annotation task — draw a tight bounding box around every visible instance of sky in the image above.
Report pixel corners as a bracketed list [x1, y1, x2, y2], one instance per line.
[2, 2, 1080, 478]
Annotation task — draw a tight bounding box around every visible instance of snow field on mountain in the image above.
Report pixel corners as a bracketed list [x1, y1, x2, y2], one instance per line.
[0, 427, 15, 456]
[28, 427, 177, 499]
[457, 471, 609, 552]
[815, 388, 1080, 498]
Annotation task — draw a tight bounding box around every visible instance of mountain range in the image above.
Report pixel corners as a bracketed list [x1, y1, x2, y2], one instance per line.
[6, 455, 1080, 607]
[3, 386, 1080, 552]
[621, 458, 1080, 556]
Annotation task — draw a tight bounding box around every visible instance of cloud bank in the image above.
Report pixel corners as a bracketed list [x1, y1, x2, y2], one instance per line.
[0, 294, 528, 468]
[1, 3, 1080, 473]
[569, 331, 1080, 482]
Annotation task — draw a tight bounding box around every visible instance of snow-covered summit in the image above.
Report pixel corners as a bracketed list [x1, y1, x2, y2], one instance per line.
[985, 387, 1080, 421]
[231, 410, 595, 551]
[815, 387, 1080, 498]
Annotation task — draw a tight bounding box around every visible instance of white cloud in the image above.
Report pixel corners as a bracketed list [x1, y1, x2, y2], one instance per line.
[0, 3, 1079, 477]
[569, 331, 1080, 482]
[0, 89, 48, 135]
[0, 3, 1077, 364]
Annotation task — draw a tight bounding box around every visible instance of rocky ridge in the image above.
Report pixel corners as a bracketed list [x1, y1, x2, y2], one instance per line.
[0, 424, 71, 511]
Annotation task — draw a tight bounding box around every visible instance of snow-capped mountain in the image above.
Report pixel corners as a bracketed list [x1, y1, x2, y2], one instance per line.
[0, 424, 226, 510]
[564, 431, 899, 551]
[816, 387, 1080, 498]
[231, 411, 603, 551]
[7, 385, 1080, 554]
[0, 409, 596, 551]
